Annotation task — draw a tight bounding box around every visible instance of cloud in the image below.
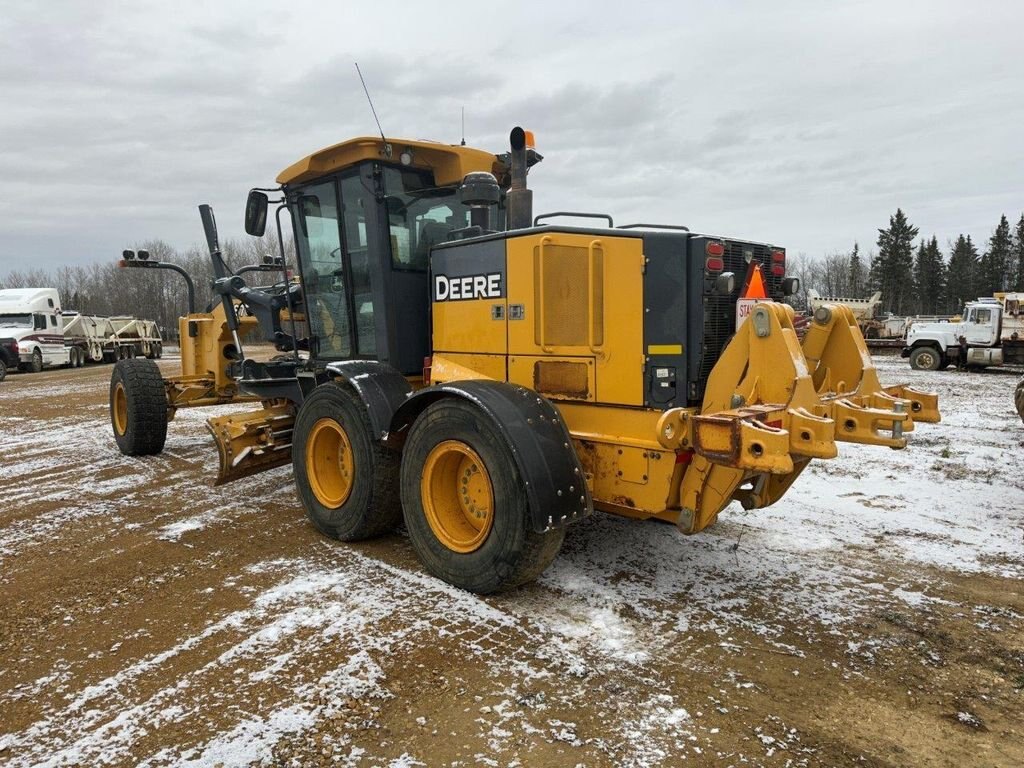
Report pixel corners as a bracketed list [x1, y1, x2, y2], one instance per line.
[1, 0, 1023, 272]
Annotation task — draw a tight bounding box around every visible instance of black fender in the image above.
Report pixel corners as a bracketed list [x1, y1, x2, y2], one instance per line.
[324, 360, 413, 440]
[388, 380, 593, 533]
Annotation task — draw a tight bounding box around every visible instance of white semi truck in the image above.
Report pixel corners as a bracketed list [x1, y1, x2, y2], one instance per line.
[902, 294, 1024, 370]
[0, 288, 162, 378]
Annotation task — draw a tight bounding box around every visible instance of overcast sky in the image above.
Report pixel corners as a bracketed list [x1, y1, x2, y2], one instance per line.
[1, 0, 1022, 273]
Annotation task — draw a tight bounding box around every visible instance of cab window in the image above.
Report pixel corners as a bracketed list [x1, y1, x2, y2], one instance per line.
[340, 174, 376, 355]
[293, 180, 351, 358]
[973, 308, 991, 324]
[382, 167, 493, 271]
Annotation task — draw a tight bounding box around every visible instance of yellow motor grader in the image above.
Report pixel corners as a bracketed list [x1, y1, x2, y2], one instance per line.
[110, 127, 940, 593]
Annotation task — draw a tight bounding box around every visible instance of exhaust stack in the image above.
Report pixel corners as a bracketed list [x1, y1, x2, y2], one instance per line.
[506, 126, 533, 230]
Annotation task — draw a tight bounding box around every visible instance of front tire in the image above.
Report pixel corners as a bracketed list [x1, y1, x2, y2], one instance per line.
[292, 382, 401, 541]
[24, 348, 43, 373]
[110, 359, 168, 455]
[909, 346, 941, 371]
[400, 398, 565, 594]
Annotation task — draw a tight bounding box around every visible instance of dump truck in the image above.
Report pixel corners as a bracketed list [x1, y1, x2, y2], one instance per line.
[109, 127, 940, 593]
[0, 287, 161, 373]
[903, 294, 1024, 370]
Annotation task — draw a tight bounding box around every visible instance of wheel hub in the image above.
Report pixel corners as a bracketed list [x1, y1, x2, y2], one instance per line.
[112, 382, 128, 436]
[306, 418, 354, 508]
[421, 440, 494, 553]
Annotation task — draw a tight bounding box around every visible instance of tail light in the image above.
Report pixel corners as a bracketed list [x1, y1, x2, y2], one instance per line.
[705, 241, 725, 272]
[771, 265, 785, 277]
[770, 249, 785, 278]
[423, 356, 432, 385]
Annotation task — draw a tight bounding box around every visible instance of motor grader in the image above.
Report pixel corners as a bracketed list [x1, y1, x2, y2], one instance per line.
[110, 126, 941, 593]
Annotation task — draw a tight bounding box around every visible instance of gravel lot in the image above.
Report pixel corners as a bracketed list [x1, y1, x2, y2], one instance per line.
[0, 355, 1022, 767]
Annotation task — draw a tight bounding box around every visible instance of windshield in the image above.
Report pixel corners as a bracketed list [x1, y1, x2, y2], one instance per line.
[0, 313, 31, 327]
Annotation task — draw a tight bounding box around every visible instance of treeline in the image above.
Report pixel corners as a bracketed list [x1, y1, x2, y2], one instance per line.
[0, 232, 293, 340]
[5, 209, 1024, 331]
[789, 210, 1024, 316]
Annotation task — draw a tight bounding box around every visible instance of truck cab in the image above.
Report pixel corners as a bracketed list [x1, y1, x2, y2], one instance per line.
[903, 298, 1021, 369]
[0, 288, 66, 372]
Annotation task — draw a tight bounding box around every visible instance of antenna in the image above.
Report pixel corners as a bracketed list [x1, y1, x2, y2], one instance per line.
[355, 62, 391, 158]
[461, 106, 466, 146]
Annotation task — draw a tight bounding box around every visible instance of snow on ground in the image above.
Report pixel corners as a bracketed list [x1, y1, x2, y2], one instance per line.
[1, 356, 1022, 765]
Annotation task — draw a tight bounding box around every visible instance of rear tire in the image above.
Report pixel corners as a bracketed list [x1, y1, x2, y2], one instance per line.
[400, 398, 565, 594]
[110, 359, 168, 455]
[292, 382, 401, 541]
[909, 346, 941, 371]
[0, 359, 6, 382]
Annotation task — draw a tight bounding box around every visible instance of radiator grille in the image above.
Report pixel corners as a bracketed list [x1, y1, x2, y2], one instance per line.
[533, 244, 604, 348]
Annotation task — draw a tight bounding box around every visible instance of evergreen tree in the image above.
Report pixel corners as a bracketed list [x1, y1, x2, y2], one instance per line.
[913, 236, 945, 314]
[912, 241, 927, 314]
[1013, 213, 1024, 291]
[848, 242, 864, 298]
[874, 208, 918, 314]
[978, 214, 1012, 294]
[946, 234, 979, 313]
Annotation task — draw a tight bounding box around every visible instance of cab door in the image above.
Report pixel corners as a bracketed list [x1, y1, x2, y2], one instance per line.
[964, 306, 999, 346]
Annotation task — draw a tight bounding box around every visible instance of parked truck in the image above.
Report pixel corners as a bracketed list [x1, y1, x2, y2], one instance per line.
[0, 288, 162, 373]
[903, 294, 1024, 370]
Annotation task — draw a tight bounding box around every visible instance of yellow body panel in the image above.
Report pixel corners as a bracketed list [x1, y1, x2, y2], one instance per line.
[433, 352, 506, 382]
[432, 295, 506, 355]
[277, 137, 502, 187]
[555, 402, 679, 521]
[505, 232, 645, 406]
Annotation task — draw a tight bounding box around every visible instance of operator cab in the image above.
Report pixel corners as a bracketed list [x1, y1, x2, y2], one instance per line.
[246, 138, 507, 376]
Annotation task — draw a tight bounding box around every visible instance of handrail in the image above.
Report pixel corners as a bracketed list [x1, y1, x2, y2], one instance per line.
[537, 236, 554, 352]
[588, 239, 605, 358]
[534, 211, 614, 228]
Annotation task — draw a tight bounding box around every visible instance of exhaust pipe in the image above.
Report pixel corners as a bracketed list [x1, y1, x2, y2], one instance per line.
[506, 126, 532, 230]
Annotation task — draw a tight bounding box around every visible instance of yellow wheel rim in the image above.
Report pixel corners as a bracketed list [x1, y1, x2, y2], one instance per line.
[421, 440, 494, 553]
[112, 382, 128, 436]
[306, 418, 355, 508]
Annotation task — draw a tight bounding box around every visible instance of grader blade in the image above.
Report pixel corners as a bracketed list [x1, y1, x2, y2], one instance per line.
[677, 301, 940, 534]
[207, 404, 295, 485]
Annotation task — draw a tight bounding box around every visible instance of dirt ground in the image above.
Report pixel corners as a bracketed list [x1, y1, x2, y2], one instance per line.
[0, 355, 1022, 767]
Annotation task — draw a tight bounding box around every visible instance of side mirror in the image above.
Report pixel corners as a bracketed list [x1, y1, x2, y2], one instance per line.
[245, 190, 269, 236]
[714, 272, 735, 295]
[782, 277, 800, 296]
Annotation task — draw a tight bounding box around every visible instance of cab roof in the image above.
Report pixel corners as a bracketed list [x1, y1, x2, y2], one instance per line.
[276, 136, 505, 187]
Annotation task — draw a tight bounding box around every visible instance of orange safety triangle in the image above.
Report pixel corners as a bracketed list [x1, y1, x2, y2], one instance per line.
[741, 262, 769, 299]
